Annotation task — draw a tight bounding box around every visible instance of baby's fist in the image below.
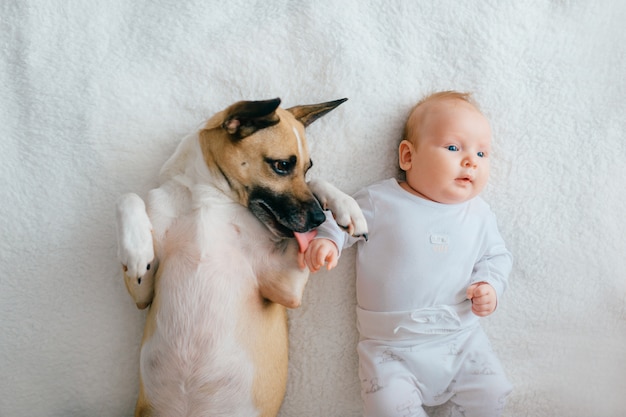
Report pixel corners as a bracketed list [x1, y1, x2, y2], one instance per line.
[298, 238, 339, 272]
[466, 282, 497, 317]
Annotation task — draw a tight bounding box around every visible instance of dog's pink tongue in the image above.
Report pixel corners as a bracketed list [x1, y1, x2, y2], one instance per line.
[294, 229, 317, 253]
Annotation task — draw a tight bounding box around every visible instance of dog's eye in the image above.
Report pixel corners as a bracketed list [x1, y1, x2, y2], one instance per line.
[268, 157, 296, 176]
[272, 160, 291, 175]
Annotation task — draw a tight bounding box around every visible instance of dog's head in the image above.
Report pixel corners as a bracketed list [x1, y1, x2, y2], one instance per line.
[199, 97, 346, 239]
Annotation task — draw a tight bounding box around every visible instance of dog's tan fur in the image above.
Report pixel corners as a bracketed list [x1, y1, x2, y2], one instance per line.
[116, 98, 366, 417]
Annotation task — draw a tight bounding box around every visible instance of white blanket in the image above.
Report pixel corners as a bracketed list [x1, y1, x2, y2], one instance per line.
[2, 1, 625, 416]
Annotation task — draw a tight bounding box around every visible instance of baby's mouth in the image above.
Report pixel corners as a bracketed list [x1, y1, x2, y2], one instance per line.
[454, 175, 474, 187]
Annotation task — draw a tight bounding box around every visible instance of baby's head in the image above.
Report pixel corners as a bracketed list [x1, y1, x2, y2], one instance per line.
[398, 91, 492, 204]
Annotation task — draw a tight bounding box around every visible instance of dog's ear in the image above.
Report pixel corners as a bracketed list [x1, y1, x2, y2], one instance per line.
[287, 98, 348, 128]
[222, 98, 282, 139]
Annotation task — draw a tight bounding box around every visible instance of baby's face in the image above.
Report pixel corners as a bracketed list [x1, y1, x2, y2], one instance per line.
[399, 99, 492, 204]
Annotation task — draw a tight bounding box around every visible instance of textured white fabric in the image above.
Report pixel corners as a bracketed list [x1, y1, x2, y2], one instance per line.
[1, 1, 625, 416]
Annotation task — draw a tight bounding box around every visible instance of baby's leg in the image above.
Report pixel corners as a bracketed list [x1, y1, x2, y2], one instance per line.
[448, 327, 512, 417]
[358, 342, 429, 417]
[362, 377, 429, 417]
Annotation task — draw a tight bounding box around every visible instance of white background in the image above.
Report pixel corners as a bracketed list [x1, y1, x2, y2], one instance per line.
[1, 1, 625, 416]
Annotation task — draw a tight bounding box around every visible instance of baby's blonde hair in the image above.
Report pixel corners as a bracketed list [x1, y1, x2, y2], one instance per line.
[402, 90, 479, 145]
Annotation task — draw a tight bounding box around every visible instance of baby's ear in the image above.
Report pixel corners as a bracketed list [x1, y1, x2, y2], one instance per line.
[398, 140, 414, 170]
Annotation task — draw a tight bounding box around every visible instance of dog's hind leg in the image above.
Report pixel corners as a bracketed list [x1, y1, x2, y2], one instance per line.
[245, 301, 289, 417]
[308, 179, 369, 239]
[134, 376, 153, 417]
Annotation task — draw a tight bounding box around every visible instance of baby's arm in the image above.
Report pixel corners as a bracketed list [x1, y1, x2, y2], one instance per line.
[298, 184, 371, 273]
[468, 208, 512, 317]
[466, 282, 498, 317]
[298, 238, 339, 272]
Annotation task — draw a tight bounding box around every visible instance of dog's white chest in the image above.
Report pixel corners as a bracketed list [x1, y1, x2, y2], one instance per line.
[141, 204, 261, 416]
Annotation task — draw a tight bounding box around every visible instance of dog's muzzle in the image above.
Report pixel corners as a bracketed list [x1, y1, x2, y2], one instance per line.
[248, 187, 326, 239]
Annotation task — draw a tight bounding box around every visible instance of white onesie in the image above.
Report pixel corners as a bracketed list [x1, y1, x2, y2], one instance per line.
[317, 178, 513, 417]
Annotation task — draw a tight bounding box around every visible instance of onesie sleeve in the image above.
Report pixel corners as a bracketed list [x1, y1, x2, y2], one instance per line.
[471, 210, 513, 301]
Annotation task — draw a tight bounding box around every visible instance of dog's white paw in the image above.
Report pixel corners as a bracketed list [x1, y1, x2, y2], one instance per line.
[123, 268, 155, 310]
[308, 179, 368, 238]
[116, 194, 155, 308]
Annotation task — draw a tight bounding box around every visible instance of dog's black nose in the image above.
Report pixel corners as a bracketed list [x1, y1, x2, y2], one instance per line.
[309, 207, 326, 228]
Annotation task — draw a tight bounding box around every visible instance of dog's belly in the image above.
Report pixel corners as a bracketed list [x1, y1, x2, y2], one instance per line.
[141, 215, 263, 416]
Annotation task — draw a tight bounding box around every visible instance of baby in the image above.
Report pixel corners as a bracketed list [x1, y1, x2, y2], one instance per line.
[300, 91, 513, 417]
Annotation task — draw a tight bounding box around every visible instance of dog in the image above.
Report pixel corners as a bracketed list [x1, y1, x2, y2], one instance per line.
[116, 97, 367, 417]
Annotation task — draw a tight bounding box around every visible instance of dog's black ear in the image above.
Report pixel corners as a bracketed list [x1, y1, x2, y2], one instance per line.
[222, 98, 282, 139]
[287, 98, 348, 128]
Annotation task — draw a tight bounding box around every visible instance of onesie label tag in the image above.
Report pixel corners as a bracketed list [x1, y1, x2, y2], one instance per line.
[430, 234, 449, 253]
[430, 234, 449, 244]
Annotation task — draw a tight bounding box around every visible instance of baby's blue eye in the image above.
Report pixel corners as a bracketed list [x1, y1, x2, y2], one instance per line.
[447, 145, 458, 151]
[477, 151, 485, 158]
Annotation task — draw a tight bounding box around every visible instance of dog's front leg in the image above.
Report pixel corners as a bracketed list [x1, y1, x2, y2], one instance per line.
[116, 193, 157, 309]
[308, 179, 368, 238]
[258, 239, 310, 309]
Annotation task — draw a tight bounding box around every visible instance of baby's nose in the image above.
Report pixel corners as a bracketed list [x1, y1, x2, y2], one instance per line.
[463, 156, 477, 168]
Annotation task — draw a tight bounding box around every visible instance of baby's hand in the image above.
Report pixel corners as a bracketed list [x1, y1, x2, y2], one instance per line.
[466, 282, 497, 317]
[298, 238, 339, 272]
